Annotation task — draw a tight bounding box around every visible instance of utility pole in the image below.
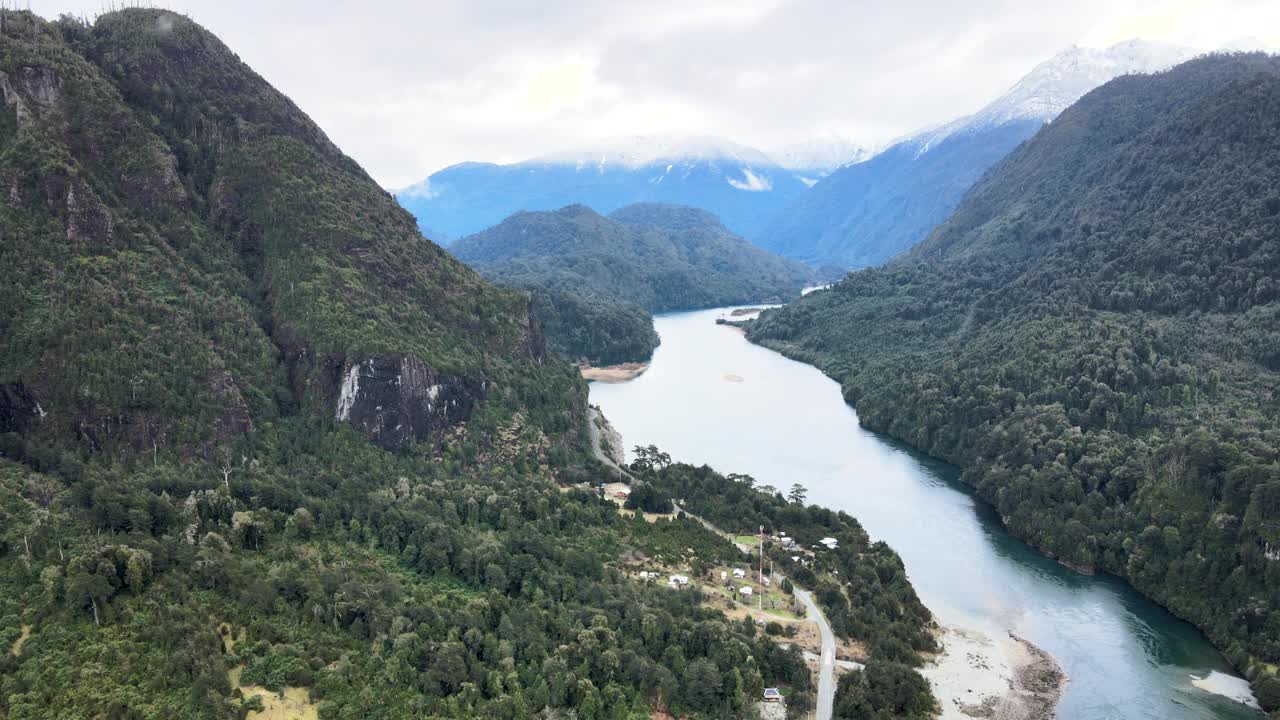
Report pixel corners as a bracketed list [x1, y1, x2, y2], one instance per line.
[759, 525, 765, 585]
[759, 525, 766, 611]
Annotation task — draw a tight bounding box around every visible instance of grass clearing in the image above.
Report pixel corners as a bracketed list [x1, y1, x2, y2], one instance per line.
[220, 622, 320, 719]
[10, 624, 31, 656]
[230, 666, 319, 720]
[617, 506, 676, 523]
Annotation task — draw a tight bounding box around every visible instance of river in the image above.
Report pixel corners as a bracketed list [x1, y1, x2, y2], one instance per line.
[589, 305, 1262, 720]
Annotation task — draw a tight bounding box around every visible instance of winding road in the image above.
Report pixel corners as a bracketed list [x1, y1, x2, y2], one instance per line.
[671, 500, 838, 720]
[793, 587, 836, 720]
[589, 406, 838, 719]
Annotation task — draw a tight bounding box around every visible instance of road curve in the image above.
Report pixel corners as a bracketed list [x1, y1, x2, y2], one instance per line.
[794, 586, 836, 720]
[672, 500, 838, 720]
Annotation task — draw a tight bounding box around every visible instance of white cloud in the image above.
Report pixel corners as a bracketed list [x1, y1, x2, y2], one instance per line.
[727, 168, 773, 192]
[1082, 0, 1280, 50]
[28, 0, 1280, 188]
[396, 177, 439, 198]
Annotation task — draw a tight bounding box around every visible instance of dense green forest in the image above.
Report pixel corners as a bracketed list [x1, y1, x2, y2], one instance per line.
[451, 203, 814, 364]
[0, 9, 933, 719]
[748, 53, 1280, 712]
[527, 288, 659, 366]
[631, 453, 939, 719]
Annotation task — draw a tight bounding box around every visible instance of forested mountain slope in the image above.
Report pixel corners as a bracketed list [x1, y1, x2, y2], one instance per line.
[748, 53, 1280, 710]
[757, 40, 1194, 269]
[452, 203, 813, 363]
[0, 10, 935, 719]
[455, 203, 813, 312]
[0, 6, 552, 457]
[758, 119, 1044, 269]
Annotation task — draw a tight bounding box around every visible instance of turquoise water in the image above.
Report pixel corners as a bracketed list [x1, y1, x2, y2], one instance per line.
[590, 306, 1261, 720]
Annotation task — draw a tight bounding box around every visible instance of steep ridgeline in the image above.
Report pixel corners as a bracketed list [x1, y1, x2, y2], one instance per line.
[0, 8, 557, 456]
[748, 53, 1280, 710]
[758, 39, 1195, 269]
[452, 203, 814, 363]
[396, 135, 816, 241]
[0, 11, 846, 719]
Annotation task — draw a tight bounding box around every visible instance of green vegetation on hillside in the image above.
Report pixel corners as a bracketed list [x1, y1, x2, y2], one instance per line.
[529, 288, 659, 366]
[0, 420, 826, 719]
[452, 203, 814, 364]
[758, 119, 1042, 270]
[748, 53, 1280, 711]
[0, 9, 830, 719]
[632, 452, 938, 717]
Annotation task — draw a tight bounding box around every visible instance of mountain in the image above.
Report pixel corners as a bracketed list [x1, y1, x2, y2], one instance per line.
[766, 136, 871, 181]
[747, 53, 1280, 709]
[525, 286, 660, 366]
[0, 8, 558, 457]
[450, 203, 814, 364]
[454, 203, 814, 312]
[395, 134, 813, 240]
[0, 13, 943, 720]
[757, 39, 1197, 269]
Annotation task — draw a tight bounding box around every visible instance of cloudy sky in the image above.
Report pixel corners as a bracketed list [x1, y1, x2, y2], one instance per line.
[31, 0, 1280, 187]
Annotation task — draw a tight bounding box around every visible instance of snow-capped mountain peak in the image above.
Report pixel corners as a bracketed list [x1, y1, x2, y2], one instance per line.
[972, 39, 1197, 127]
[766, 136, 873, 175]
[534, 134, 776, 170]
[909, 38, 1198, 153]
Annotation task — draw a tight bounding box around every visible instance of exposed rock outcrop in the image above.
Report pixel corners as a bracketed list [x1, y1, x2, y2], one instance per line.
[0, 65, 64, 129]
[209, 371, 253, 442]
[40, 173, 114, 244]
[334, 354, 484, 450]
[0, 383, 42, 433]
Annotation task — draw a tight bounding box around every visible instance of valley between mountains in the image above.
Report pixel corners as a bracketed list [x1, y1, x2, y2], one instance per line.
[1, 6, 1278, 720]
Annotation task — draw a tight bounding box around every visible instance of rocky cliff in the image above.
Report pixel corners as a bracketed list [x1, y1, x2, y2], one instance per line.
[0, 9, 565, 459]
[334, 355, 486, 450]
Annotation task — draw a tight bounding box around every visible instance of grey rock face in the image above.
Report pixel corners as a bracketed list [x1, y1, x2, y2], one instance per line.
[208, 370, 252, 442]
[334, 354, 484, 449]
[0, 65, 64, 128]
[0, 383, 40, 433]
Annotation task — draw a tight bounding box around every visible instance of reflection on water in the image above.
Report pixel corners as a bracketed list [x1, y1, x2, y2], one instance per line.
[590, 306, 1261, 720]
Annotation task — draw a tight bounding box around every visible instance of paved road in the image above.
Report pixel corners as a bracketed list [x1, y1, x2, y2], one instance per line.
[594, 422, 837, 719]
[794, 586, 836, 720]
[672, 501, 837, 720]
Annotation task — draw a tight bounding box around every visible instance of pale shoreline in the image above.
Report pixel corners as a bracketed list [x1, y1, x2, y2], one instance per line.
[922, 625, 1066, 720]
[1191, 671, 1261, 709]
[719, 322, 746, 335]
[579, 362, 649, 383]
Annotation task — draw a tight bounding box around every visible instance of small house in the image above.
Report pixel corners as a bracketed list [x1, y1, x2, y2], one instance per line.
[732, 568, 746, 579]
[720, 570, 728, 581]
[763, 688, 784, 703]
[739, 586, 753, 597]
[669, 574, 690, 587]
[819, 537, 838, 549]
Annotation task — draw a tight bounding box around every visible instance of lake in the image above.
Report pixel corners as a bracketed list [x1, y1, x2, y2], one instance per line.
[589, 306, 1261, 720]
